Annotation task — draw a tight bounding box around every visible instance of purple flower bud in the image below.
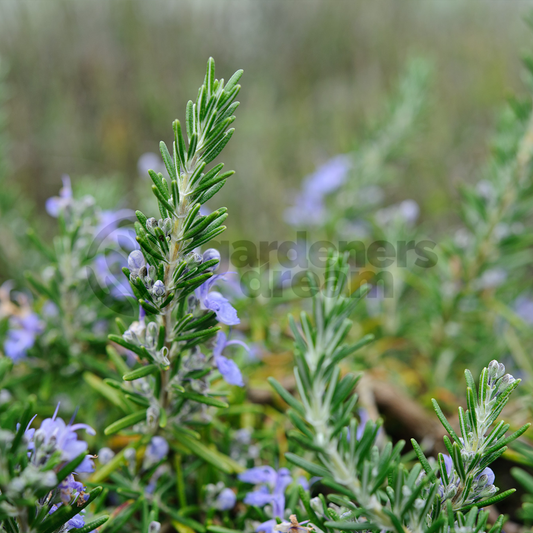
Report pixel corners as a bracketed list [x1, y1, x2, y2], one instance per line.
[305, 155, 352, 196]
[356, 408, 370, 441]
[152, 280, 166, 298]
[284, 154, 352, 226]
[298, 476, 309, 491]
[4, 312, 44, 362]
[215, 487, 237, 510]
[202, 248, 221, 269]
[149, 522, 162, 533]
[515, 296, 533, 325]
[499, 373, 516, 392]
[399, 199, 420, 225]
[475, 467, 495, 487]
[145, 436, 169, 465]
[45, 175, 73, 217]
[146, 217, 158, 235]
[128, 250, 146, 274]
[43, 300, 59, 317]
[442, 454, 453, 477]
[98, 447, 115, 465]
[488, 360, 505, 381]
[77, 454, 95, 473]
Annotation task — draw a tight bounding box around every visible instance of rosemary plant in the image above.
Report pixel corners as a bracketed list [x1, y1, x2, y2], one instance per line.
[285, 50, 533, 394]
[78, 58, 249, 531]
[1, 48, 532, 533]
[267, 252, 529, 533]
[0, 379, 107, 533]
[106, 56, 244, 426]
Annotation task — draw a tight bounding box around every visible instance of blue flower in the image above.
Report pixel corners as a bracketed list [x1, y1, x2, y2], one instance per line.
[91, 208, 138, 300]
[195, 274, 241, 326]
[355, 408, 371, 440]
[25, 404, 95, 472]
[128, 250, 146, 277]
[49, 504, 86, 530]
[144, 436, 169, 468]
[212, 331, 248, 387]
[4, 312, 44, 362]
[304, 155, 351, 197]
[138, 152, 166, 177]
[240, 466, 275, 483]
[64, 510, 86, 530]
[515, 295, 533, 325]
[28, 407, 94, 531]
[215, 487, 237, 510]
[196, 256, 239, 324]
[442, 454, 454, 477]
[476, 467, 495, 487]
[239, 466, 293, 533]
[438, 454, 496, 503]
[95, 209, 135, 241]
[202, 248, 221, 268]
[98, 447, 115, 465]
[244, 485, 274, 506]
[285, 155, 352, 226]
[93, 252, 134, 300]
[58, 474, 88, 505]
[45, 175, 73, 217]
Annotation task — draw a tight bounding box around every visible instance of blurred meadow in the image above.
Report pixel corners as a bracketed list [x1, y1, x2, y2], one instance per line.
[0, 0, 531, 248]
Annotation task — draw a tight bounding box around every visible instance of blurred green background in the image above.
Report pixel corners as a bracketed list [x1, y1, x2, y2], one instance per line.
[0, 0, 532, 244]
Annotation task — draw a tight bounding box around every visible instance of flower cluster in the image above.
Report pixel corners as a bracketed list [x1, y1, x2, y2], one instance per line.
[0, 403, 100, 532]
[28, 408, 97, 530]
[25, 405, 95, 474]
[239, 466, 293, 533]
[1, 281, 44, 362]
[4, 312, 43, 362]
[439, 455, 496, 505]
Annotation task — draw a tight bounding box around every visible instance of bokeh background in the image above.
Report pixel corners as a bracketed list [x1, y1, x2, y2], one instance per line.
[1, 0, 532, 250]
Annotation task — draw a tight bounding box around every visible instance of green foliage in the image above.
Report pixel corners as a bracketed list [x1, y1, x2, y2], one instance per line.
[269, 252, 525, 533]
